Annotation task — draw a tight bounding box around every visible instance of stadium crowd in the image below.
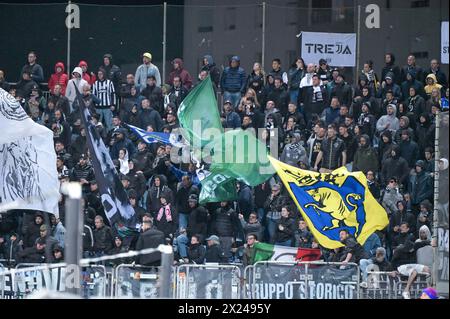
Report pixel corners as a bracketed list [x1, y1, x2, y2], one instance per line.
[0, 50, 449, 298]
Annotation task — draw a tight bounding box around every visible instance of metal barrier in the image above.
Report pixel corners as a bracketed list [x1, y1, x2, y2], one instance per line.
[8, 263, 107, 298]
[175, 264, 241, 299]
[359, 270, 431, 299]
[243, 265, 254, 299]
[114, 264, 175, 298]
[250, 261, 360, 299]
[392, 273, 431, 299]
[361, 271, 394, 299]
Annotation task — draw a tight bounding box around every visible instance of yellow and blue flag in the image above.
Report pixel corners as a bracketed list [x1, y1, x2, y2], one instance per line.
[268, 156, 389, 249]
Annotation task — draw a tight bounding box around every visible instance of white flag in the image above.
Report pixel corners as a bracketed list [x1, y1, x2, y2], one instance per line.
[301, 31, 357, 67]
[0, 88, 59, 216]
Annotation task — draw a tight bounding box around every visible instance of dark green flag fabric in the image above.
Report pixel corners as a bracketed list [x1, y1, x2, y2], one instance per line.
[177, 76, 223, 147]
[177, 76, 274, 203]
[209, 129, 275, 186]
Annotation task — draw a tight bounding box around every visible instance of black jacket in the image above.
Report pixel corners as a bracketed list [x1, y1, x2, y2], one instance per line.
[139, 107, 163, 131]
[176, 183, 198, 214]
[69, 163, 95, 193]
[188, 243, 206, 264]
[132, 149, 154, 179]
[331, 82, 353, 106]
[205, 243, 226, 263]
[135, 227, 165, 265]
[274, 217, 296, 243]
[93, 225, 114, 253]
[188, 205, 209, 239]
[210, 206, 239, 238]
[381, 145, 410, 186]
[301, 85, 329, 116]
[341, 236, 368, 263]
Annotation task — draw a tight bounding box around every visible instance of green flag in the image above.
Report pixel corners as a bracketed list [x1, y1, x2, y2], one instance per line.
[177, 76, 223, 147]
[177, 75, 274, 203]
[208, 129, 275, 186]
[198, 170, 238, 204]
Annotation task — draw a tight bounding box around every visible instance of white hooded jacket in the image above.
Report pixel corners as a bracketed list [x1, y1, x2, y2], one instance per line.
[65, 66, 89, 109]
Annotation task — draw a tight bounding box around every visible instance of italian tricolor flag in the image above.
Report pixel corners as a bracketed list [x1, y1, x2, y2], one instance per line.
[253, 243, 321, 263]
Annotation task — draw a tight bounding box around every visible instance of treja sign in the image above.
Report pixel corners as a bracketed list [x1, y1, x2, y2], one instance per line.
[301, 32, 356, 67]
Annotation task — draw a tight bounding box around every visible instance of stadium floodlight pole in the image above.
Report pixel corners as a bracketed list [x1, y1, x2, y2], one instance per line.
[262, 2, 266, 70]
[162, 2, 167, 85]
[159, 244, 174, 298]
[62, 182, 83, 296]
[432, 110, 440, 288]
[355, 4, 361, 84]
[67, 0, 71, 78]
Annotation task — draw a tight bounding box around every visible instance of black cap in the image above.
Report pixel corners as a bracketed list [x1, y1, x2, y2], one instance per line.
[128, 189, 137, 198]
[121, 175, 131, 181]
[188, 194, 198, 202]
[319, 58, 327, 65]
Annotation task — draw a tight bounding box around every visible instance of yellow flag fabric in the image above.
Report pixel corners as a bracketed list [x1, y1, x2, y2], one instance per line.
[268, 156, 389, 249]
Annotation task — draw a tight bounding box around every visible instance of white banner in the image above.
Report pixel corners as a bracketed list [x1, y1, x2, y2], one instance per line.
[442, 22, 449, 64]
[301, 32, 356, 67]
[0, 88, 59, 216]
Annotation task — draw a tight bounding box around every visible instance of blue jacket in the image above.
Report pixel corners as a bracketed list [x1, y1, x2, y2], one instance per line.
[322, 106, 340, 126]
[170, 165, 201, 186]
[221, 66, 246, 93]
[363, 233, 381, 257]
[226, 111, 241, 129]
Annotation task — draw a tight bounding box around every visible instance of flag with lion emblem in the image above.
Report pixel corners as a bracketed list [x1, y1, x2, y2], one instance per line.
[269, 156, 388, 249]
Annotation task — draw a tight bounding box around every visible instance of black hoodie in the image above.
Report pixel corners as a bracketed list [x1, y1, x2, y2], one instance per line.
[415, 113, 435, 153]
[101, 53, 121, 89]
[381, 53, 401, 85]
[381, 144, 410, 186]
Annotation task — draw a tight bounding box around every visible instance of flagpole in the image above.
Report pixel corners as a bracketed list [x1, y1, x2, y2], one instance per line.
[67, 0, 71, 78]
[432, 110, 440, 288]
[162, 2, 167, 85]
[63, 182, 83, 296]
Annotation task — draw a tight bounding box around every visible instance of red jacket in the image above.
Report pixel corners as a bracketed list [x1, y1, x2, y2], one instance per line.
[167, 58, 193, 90]
[78, 60, 97, 85]
[48, 62, 69, 95]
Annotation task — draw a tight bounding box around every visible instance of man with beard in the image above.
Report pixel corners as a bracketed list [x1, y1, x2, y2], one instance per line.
[359, 247, 392, 286]
[140, 75, 163, 114]
[132, 141, 154, 179]
[353, 134, 379, 174]
[306, 121, 326, 169]
[280, 132, 307, 167]
[70, 126, 88, 163]
[69, 153, 95, 195]
[55, 140, 74, 169]
[109, 128, 136, 160]
[48, 84, 70, 118]
[51, 109, 71, 147]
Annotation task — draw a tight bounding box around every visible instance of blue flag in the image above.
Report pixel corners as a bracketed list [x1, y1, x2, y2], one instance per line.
[125, 123, 185, 147]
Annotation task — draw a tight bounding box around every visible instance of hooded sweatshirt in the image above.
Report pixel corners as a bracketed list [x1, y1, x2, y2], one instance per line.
[201, 55, 221, 87]
[424, 74, 443, 97]
[65, 67, 89, 108]
[381, 144, 410, 186]
[167, 58, 193, 90]
[353, 134, 379, 173]
[376, 104, 400, 134]
[78, 60, 97, 85]
[48, 62, 69, 95]
[401, 70, 425, 100]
